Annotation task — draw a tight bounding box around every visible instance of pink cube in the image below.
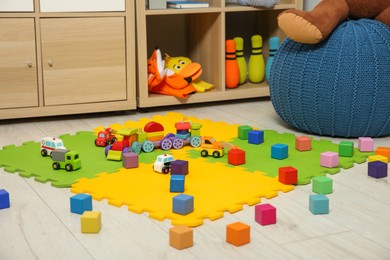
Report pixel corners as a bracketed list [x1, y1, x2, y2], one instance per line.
[320, 152, 339, 168]
[255, 203, 276, 226]
[358, 137, 374, 152]
[122, 152, 138, 169]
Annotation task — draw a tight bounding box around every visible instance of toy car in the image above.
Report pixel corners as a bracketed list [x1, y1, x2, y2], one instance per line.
[41, 137, 66, 157]
[51, 149, 81, 172]
[200, 136, 224, 158]
[153, 154, 174, 174]
[95, 128, 116, 147]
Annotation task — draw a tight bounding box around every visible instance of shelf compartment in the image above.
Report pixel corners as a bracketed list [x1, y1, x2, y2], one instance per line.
[138, 12, 223, 107]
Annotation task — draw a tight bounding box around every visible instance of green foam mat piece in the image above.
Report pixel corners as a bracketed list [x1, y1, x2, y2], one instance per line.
[0, 131, 147, 188]
[188, 130, 373, 185]
[1, 128, 373, 188]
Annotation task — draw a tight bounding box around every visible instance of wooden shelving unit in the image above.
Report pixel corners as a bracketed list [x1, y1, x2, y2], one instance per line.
[0, 0, 137, 120]
[136, 0, 303, 108]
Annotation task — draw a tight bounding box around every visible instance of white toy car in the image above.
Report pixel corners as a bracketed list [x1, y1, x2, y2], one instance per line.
[41, 137, 66, 157]
[153, 154, 174, 174]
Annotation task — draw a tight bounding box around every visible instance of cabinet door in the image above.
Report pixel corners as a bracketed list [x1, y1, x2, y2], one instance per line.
[0, 18, 38, 109]
[40, 17, 127, 106]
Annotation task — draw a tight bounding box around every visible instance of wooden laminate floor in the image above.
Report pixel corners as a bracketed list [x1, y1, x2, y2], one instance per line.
[1, 99, 389, 260]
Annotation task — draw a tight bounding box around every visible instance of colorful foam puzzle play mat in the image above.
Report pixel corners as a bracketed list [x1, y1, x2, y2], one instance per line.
[0, 112, 373, 226]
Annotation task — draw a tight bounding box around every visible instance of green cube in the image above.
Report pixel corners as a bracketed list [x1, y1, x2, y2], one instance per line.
[312, 176, 333, 194]
[238, 125, 253, 140]
[339, 141, 354, 157]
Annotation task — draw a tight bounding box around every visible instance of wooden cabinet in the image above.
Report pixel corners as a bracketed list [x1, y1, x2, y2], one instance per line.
[0, 0, 136, 120]
[136, 0, 303, 108]
[0, 18, 38, 109]
[40, 17, 127, 106]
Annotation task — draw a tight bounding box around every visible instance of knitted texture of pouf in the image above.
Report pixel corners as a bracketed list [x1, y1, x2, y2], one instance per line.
[269, 19, 390, 137]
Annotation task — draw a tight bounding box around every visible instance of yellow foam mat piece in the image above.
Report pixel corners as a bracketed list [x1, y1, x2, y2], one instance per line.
[73, 112, 293, 227]
[71, 149, 293, 227]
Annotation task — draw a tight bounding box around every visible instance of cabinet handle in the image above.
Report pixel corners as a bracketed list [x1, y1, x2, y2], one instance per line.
[48, 60, 53, 67]
[27, 61, 33, 68]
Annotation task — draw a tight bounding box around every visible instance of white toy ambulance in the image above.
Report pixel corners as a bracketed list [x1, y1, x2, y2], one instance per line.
[41, 137, 66, 156]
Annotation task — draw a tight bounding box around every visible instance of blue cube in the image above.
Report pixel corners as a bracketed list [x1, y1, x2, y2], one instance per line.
[368, 161, 388, 179]
[248, 130, 264, 145]
[173, 194, 194, 215]
[309, 194, 329, 214]
[271, 144, 288, 160]
[170, 175, 185, 193]
[70, 193, 92, 214]
[0, 189, 10, 209]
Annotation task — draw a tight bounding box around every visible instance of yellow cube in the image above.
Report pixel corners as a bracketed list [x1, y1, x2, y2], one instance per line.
[81, 211, 101, 234]
[368, 155, 388, 164]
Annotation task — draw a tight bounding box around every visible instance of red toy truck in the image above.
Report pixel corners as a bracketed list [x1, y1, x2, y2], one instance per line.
[95, 128, 116, 147]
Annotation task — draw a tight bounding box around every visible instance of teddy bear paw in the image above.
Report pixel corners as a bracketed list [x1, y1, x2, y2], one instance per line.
[278, 12, 323, 44]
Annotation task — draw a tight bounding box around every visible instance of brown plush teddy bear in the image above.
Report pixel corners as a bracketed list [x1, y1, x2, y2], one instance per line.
[278, 0, 390, 44]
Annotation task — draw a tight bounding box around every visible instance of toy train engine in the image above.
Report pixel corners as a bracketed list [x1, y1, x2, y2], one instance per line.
[105, 128, 141, 161]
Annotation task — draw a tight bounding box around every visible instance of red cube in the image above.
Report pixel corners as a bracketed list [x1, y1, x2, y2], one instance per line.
[228, 148, 245, 166]
[278, 166, 298, 185]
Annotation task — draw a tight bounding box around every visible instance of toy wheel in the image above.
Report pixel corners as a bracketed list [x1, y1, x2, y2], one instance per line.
[65, 164, 73, 172]
[52, 162, 60, 170]
[213, 151, 221, 158]
[105, 140, 110, 146]
[160, 139, 172, 150]
[104, 145, 112, 157]
[111, 137, 117, 144]
[131, 141, 142, 154]
[172, 138, 184, 149]
[142, 140, 154, 153]
[162, 167, 170, 174]
[165, 133, 175, 138]
[190, 136, 201, 147]
[41, 149, 48, 157]
[201, 150, 208, 157]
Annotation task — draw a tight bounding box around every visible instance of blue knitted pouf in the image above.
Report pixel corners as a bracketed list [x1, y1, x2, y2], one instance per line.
[269, 19, 390, 137]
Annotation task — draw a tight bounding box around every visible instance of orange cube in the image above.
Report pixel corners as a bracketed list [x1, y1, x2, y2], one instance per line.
[226, 222, 250, 246]
[375, 147, 390, 163]
[169, 226, 193, 250]
[295, 136, 312, 151]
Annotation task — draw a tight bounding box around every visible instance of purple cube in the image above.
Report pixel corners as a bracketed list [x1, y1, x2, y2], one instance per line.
[171, 160, 188, 175]
[368, 161, 388, 178]
[122, 152, 138, 169]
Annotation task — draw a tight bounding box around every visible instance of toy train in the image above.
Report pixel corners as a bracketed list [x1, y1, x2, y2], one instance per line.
[103, 119, 202, 161]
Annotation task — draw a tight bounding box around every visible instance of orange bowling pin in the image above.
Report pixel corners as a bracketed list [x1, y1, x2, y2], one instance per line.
[225, 39, 240, 89]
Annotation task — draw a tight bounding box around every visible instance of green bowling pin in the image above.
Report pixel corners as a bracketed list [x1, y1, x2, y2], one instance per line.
[233, 37, 247, 84]
[248, 35, 265, 83]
